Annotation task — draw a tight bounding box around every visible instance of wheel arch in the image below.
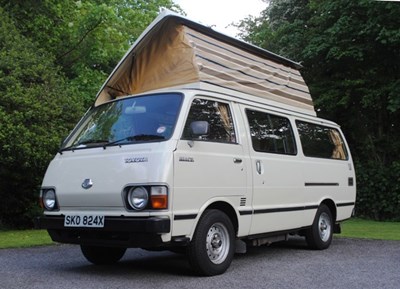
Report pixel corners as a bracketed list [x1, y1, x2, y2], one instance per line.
[320, 198, 337, 222]
[205, 201, 239, 235]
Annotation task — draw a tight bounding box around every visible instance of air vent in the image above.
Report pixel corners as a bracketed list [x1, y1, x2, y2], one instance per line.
[240, 198, 246, 206]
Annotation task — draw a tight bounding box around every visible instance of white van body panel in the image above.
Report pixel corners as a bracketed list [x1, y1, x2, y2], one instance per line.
[301, 157, 355, 220]
[42, 141, 176, 213]
[173, 140, 248, 236]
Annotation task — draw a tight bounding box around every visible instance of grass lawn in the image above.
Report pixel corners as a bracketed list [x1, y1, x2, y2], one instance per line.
[339, 218, 400, 241]
[0, 230, 54, 249]
[0, 218, 399, 249]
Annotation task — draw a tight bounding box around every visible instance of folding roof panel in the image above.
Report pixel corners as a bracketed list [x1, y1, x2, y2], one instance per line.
[95, 10, 314, 114]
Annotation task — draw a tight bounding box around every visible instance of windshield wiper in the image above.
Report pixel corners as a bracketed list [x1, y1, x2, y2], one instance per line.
[77, 139, 109, 145]
[103, 134, 165, 148]
[60, 135, 165, 153]
[59, 139, 109, 153]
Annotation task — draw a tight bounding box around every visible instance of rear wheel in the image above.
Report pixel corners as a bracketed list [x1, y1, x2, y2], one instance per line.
[80, 245, 126, 265]
[306, 204, 333, 250]
[187, 209, 235, 276]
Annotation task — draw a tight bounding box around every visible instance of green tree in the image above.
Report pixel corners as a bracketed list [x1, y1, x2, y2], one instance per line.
[0, 7, 84, 227]
[238, 0, 400, 220]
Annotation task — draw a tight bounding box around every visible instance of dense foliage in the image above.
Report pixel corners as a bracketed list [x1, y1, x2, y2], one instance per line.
[238, 0, 400, 220]
[0, 7, 83, 227]
[0, 0, 180, 228]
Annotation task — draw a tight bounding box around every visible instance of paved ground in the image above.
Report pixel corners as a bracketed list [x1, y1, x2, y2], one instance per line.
[0, 237, 399, 289]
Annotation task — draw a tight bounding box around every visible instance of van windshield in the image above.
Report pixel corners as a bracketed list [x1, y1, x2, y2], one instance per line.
[62, 93, 183, 150]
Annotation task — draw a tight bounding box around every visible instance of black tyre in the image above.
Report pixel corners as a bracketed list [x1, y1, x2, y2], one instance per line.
[80, 245, 126, 265]
[306, 204, 333, 250]
[187, 209, 235, 276]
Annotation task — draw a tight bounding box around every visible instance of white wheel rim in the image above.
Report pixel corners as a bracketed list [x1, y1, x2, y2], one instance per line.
[319, 212, 332, 242]
[206, 222, 230, 264]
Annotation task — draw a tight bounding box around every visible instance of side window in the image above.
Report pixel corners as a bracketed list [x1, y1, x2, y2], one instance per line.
[246, 109, 296, 155]
[182, 98, 236, 143]
[296, 121, 348, 160]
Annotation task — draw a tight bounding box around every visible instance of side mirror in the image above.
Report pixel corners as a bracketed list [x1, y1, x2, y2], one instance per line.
[190, 121, 209, 137]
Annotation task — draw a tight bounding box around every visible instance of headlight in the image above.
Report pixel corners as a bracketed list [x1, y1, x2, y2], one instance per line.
[127, 186, 149, 210]
[42, 189, 57, 211]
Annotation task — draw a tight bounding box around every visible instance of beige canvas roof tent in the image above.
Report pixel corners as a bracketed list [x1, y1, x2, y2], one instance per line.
[95, 9, 315, 116]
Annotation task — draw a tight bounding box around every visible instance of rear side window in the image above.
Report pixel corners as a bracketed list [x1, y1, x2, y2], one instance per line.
[246, 109, 296, 155]
[182, 98, 236, 143]
[296, 121, 348, 160]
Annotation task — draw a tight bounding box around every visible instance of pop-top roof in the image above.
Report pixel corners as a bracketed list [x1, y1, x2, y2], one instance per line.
[95, 9, 315, 115]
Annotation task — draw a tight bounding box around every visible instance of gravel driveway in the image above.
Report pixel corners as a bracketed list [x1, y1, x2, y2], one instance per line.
[0, 237, 399, 289]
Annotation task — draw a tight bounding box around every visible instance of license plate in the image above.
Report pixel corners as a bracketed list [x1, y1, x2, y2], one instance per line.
[64, 214, 105, 228]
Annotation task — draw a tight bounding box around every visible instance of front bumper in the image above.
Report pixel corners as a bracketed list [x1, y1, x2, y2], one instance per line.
[35, 215, 170, 247]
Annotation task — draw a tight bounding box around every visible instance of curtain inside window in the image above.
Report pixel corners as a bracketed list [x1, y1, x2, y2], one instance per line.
[329, 130, 346, 160]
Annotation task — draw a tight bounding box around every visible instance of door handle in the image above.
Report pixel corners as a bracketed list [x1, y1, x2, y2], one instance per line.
[256, 160, 263, 174]
[233, 158, 242, 164]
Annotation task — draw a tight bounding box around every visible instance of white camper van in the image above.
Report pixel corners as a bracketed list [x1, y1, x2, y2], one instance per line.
[36, 10, 356, 276]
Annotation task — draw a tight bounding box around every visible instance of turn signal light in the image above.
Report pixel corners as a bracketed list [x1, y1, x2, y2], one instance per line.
[151, 186, 168, 209]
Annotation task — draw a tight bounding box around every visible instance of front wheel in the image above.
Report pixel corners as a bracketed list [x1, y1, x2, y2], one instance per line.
[306, 204, 333, 250]
[80, 245, 126, 265]
[187, 209, 235, 276]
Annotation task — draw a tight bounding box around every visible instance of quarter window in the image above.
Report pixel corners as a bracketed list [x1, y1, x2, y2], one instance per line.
[182, 99, 236, 143]
[296, 121, 348, 160]
[246, 109, 296, 155]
